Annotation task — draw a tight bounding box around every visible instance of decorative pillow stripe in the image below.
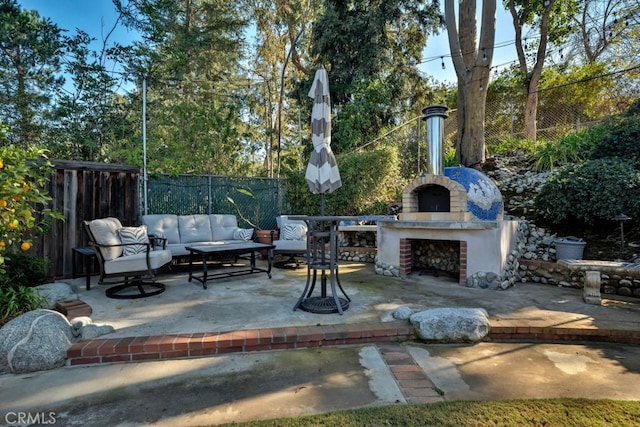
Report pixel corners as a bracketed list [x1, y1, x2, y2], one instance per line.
[233, 228, 254, 240]
[282, 223, 307, 240]
[118, 225, 149, 256]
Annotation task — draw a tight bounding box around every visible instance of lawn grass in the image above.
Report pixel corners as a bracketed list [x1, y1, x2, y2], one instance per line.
[220, 398, 640, 426]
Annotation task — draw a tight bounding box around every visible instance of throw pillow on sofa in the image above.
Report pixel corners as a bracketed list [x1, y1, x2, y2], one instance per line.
[233, 228, 254, 240]
[118, 225, 150, 255]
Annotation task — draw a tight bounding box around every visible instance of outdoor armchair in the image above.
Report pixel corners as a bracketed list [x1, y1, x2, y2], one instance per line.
[271, 215, 308, 269]
[83, 217, 172, 299]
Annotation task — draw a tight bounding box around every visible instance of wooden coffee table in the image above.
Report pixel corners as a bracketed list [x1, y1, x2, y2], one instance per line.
[185, 242, 275, 289]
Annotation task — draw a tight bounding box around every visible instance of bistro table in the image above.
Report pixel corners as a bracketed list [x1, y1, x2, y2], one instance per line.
[290, 216, 358, 315]
[186, 242, 275, 289]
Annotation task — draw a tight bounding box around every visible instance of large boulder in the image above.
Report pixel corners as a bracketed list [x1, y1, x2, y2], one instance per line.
[35, 282, 78, 309]
[0, 309, 75, 373]
[410, 308, 490, 343]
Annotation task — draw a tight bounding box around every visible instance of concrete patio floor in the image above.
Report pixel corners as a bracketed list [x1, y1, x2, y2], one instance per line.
[2, 260, 640, 426]
[68, 259, 640, 339]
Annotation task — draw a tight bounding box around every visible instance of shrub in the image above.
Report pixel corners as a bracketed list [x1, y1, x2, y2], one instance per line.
[535, 158, 640, 225]
[0, 144, 62, 273]
[590, 106, 640, 165]
[0, 251, 48, 289]
[533, 129, 599, 172]
[0, 286, 46, 326]
[488, 137, 539, 156]
[286, 146, 404, 216]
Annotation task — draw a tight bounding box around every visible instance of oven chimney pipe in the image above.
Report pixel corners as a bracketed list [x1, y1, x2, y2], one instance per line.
[422, 104, 449, 176]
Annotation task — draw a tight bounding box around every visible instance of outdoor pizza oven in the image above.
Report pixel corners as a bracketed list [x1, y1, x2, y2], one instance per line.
[376, 105, 519, 287]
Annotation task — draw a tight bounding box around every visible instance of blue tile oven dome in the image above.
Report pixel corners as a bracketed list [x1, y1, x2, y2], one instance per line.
[442, 167, 503, 221]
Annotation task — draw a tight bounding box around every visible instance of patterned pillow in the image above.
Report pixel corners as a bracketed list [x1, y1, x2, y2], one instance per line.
[282, 223, 307, 240]
[232, 228, 254, 240]
[118, 225, 150, 256]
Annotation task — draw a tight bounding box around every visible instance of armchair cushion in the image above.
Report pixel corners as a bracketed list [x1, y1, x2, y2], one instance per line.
[118, 225, 150, 256]
[87, 217, 123, 261]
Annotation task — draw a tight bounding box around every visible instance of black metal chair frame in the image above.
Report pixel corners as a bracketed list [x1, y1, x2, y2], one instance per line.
[83, 221, 169, 299]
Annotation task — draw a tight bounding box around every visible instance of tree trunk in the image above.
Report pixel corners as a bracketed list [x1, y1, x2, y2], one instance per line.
[457, 80, 487, 167]
[524, 89, 538, 142]
[445, 0, 495, 168]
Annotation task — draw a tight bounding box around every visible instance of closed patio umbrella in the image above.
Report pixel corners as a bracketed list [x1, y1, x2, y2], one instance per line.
[305, 65, 341, 215]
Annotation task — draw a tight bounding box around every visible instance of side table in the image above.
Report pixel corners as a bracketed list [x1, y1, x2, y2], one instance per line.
[72, 246, 96, 290]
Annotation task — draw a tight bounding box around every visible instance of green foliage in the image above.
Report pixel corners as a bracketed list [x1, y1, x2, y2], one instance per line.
[286, 147, 404, 216]
[0, 252, 48, 289]
[0, 0, 64, 147]
[0, 144, 63, 272]
[533, 129, 598, 172]
[332, 79, 393, 153]
[0, 286, 46, 326]
[535, 158, 640, 225]
[443, 146, 460, 167]
[488, 137, 538, 156]
[590, 110, 640, 166]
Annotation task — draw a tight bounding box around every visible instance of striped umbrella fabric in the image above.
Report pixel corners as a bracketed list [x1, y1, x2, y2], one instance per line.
[305, 65, 341, 213]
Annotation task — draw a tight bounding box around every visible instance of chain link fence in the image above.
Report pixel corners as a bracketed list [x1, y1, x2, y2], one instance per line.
[142, 175, 289, 230]
[366, 75, 635, 179]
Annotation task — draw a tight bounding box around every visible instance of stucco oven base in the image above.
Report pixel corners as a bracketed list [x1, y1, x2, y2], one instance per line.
[377, 220, 519, 284]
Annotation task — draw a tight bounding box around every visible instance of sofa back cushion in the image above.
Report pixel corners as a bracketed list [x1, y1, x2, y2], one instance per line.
[86, 217, 123, 261]
[179, 215, 213, 243]
[210, 214, 239, 240]
[142, 214, 180, 244]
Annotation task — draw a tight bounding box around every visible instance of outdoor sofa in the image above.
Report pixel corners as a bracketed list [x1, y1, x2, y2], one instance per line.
[141, 214, 254, 258]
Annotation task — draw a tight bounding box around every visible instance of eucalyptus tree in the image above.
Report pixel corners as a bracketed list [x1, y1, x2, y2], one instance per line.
[571, 0, 640, 65]
[46, 25, 136, 162]
[308, 0, 442, 153]
[115, 0, 251, 175]
[0, 0, 64, 148]
[505, 0, 578, 141]
[444, 0, 496, 168]
[247, 0, 317, 177]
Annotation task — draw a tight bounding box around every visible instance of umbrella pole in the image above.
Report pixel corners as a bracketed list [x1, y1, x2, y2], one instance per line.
[320, 193, 325, 216]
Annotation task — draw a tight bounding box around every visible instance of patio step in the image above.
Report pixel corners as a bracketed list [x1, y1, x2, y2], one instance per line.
[66, 319, 640, 367]
[66, 321, 415, 366]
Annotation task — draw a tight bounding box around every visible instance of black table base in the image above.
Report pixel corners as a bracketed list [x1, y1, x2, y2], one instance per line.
[105, 280, 166, 299]
[299, 296, 349, 314]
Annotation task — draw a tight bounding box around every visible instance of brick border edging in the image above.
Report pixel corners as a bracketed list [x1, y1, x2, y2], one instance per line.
[67, 321, 415, 366]
[488, 326, 640, 345]
[66, 320, 640, 367]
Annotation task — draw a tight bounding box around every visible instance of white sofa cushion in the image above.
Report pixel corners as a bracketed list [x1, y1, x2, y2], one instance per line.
[142, 214, 181, 244]
[179, 215, 213, 243]
[87, 217, 123, 261]
[210, 214, 239, 240]
[118, 225, 149, 256]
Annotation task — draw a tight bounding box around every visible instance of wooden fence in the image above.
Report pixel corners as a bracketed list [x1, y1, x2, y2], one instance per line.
[35, 160, 140, 279]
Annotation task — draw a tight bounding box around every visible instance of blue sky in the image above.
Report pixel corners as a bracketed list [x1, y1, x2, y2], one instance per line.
[17, 0, 519, 85]
[17, 0, 139, 48]
[423, 6, 518, 83]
